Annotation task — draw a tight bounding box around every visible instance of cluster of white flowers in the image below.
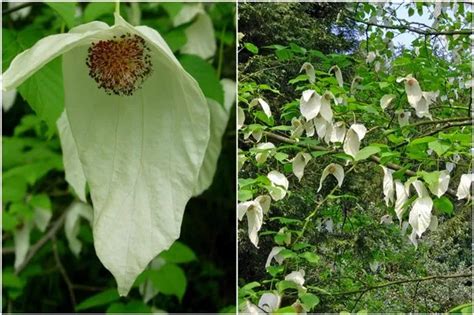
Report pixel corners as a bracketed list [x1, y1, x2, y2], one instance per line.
[381, 165, 473, 247]
[396, 75, 439, 120]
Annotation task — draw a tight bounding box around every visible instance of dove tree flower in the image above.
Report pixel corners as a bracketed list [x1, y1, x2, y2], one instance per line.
[380, 94, 396, 110]
[408, 180, 433, 240]
[292, 152, 312, 182]
[238, 195, 271, 248]
[456, 174, 473, 200]
[267, 171, 290, 201]
[394, 180, 409, 223]
[318, 163, 345, 192]
[250, 97, 272, 118]
[397, 111, 411, 127]
[381, 165, 395, 206]
[265, 246, 286, 268]
[329, 65, 344, 87]
[2, 13, 231, 296]
[343, 123, 367, 158]
[299, 62, 316, 84]
[300, 89, 321, 120]
[255, 142, 276, 164]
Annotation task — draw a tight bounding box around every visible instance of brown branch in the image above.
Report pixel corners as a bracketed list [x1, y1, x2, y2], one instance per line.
[15, 211, 67, 275]
[52, 236, 76, 308]
[263, 131, 457, 198]
[2, 247, 15, 255]
[325, 273, 472, 296]
[344, 11, 472, 36]
[385, 117, 472, 136]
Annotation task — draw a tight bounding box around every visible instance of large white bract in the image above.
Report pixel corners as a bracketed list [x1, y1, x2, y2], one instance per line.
[2, 13, 233, 296]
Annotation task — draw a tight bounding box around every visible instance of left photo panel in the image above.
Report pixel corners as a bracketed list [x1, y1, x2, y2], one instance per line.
[2, 2, 236, 313]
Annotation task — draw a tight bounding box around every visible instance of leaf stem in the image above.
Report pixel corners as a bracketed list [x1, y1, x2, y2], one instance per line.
[217, 23, 227, 79]
[115, 0, 120, 15]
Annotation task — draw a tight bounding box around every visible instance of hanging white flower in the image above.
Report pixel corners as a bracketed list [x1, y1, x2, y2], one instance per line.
[258, 293, 281, 313]
[397, 75, 422, 108]
[241, 300, 260, 315]
[343, 124, 367, 158]
[238, 150, 247, 172]
[300, 90, 321, 121]
[329, 121, 346, 143]
[456, 173, 474, 200]
[314, 117, 330, 140]
[320, 91, 335, 122]
[255, 142, 276, 164]
[2, 89, 17, 112]
[238, 199, 264, 248]
[237, 106, 245, 130]
[250, 98, 272, 118]
[304, 118, 315, 137]
[285, 269, 306, 289]
[265, 246, 285, 268]
[292, 152, 312, 182]
[374, 61, 381, 72]
[267, 171, 289, 201]
[299, 62, 315, 84]
[173, 3, 216, 59]
[318, 163, 344, 192]
[380, 214, 393, 225]
[64, 201, 93, 257]
[366, 51, 376, 64]
[381, 165, 395, 206]
[409, 196, 433, 238]
[291, 117, 305, 139]
[397, 111, 411, 127]
[329, 65, 343, 88]
[3, 13, 213, 296]
[427, 170, 450, 198]
[414, 91, 438, 119]
[394, 180, 409, 223]
[380, 94, 396, 110]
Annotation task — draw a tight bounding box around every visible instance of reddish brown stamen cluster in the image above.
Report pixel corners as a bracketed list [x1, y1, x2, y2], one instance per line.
[86, 33, 152, 96]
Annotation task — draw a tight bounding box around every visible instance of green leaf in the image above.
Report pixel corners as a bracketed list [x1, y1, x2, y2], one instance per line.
[244, 42, 259, 54]
[17, 57, 64, 135]
[2, 176, 27, 203]
[354, 145, 381, 161]
[428, 140, 450, 156]
[46, 2, 77, 29]
[238, 189, 253, 202]
[83, 2, 115, 22]
[300, 293, 320, 311]
[163, 29, 187, 52]
[150, 263, 187, 302]
[300, 252, 320, 264]
[433, 196, 454, 215]
[161, 3, 184, 18]
[180, 54, 224, 105]
[275, 306, 297, 313]
[2, 212, 19, 231]
[106, 300, 151, 313]
[159, 241, 197, 264]
[276, 280, 298, 293]
[75, 289, 120, 311]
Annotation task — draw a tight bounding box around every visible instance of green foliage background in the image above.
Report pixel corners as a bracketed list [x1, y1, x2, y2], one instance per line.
[2, 2, 236, 313]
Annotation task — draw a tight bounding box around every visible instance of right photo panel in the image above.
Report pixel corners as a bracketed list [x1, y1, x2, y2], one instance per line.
[237, 2, 472, 314]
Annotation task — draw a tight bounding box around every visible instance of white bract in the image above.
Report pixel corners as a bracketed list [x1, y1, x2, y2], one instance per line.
[300, 90, 321, 120]
[238, 198, 264, 248]
[409, 196, 433, 238]
[381, 166, 395, 206]
[2, 89, 17, 112]
[290, 117, 305, 139]
[318, 163, 344, 192]
[329, 122, 346, 143]
[258, 293, 281, 313]
[64, 201, 93, 257]
[456, 173, 473, 200]
[237, 106, 245, 130]
[255, 142, 276, 164]
[265, 246, 286, 268]
[3, 14, 215, 296]
[292, 152, 312, 182]
[285, 269, 306, 290]
[329, 65, 344, 87]
[394, 180, 409, 223]
[350, 76, 362, 94]
[427, 170, 450, 198]
[299, 62, 315, 84]
[173, 3, 216, 59]
[366, 51, 376, 63]
[320, 91, 335, 122]
[267, 171, 289, 201]
[380, 94, 396, 110]
[397, 111, 411, 127]
[397, 75, 422, 108]
[343, 124, 367, 158]
[250, 97, 272, 118]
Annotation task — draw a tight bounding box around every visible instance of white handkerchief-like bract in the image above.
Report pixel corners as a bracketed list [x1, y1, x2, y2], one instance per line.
[265, 246, 286, 268]
[255, 142, 276, 164]
[320, 91, 335, 122]
[427, 170, 450, 198]
[250, 98, 272, 118]
[299, 62, 315, 84]
[397, 75, 422, 108]
[409, 197, 433, 238]
[380, 94, 396, 110]
[456, 173, 473, 200]
[267, 170, 289, 201]
[285, 269, 306, 289]
[258, 292, 281, 313]
[237, 106, 245, 130]
[397, 111, 411, 127]
[238, 195, 271, 248]
[292, 152, 312, 182]
[3, 14, 211, 296]
[318, 163, 344, 192]
[330, 121, 346, 143]
[366, 51, 376, 63]
[300, 89, 321, 121]
[343, 124, 367, 158]
[173, 3, 216, 59]
[381, 165, 395, 206]
[329, 65, 344, 88]
[394, 180, 409, 223]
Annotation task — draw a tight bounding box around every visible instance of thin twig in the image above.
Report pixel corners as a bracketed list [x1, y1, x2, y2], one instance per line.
[52, 236, 76, 308]
[15, 211, 67, 274]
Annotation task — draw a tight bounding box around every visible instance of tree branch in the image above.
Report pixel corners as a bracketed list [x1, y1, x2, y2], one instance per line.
[326, 273, 472, 296]
[345, 12, 472, 36]
[52, 236, 76, 308]
[15, 211, 67, 274]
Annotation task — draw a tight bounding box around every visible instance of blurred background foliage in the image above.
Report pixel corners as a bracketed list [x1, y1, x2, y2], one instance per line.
[2, 1, 235, 313]
[238, 2, 472, 313]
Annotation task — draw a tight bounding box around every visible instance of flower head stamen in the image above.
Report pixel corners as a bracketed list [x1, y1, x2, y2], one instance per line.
[86, 33, 152, 96]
